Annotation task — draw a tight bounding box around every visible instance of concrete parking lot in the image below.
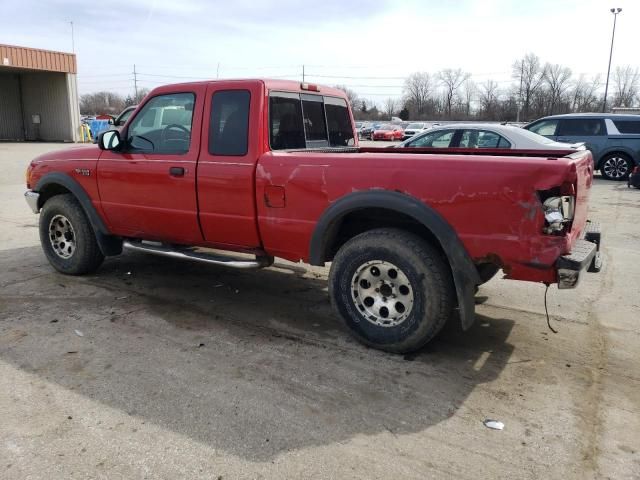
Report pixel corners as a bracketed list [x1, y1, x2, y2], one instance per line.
[1, 142, 638, 479]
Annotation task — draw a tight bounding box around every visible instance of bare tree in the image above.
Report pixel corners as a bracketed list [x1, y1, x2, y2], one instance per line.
[513, 53, 545, 120]
[613, 66, 640, 108]
[543, 63, 572, 114]
[383, 97, 397, 118]
[571, 75, 601, 112]
[403, 72, 433, 117]
[438, 68, 470, 117]
[334, 85, 360, 108]
[479, 80, 500, 119]
[460, 79, 476, 118]
[79, 91, 126, 115]
[124, 87, 150, 107]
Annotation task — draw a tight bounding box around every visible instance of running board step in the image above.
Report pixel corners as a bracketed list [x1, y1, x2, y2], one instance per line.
[123, 240, 273, 269]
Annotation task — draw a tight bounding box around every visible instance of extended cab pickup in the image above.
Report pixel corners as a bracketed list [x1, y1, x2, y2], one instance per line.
[24, 79, 602, 353]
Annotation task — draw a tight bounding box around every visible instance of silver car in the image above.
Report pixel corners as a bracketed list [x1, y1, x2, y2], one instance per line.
[398, 124, 585, 151]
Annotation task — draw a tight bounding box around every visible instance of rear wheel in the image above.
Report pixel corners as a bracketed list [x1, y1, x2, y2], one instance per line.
[39, 194, 104, 275]
[600, 153, 633, 181]
[329, 228, 455, 353]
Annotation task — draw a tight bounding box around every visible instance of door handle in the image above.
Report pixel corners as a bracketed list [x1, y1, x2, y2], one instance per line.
[169, 167, 185, 177]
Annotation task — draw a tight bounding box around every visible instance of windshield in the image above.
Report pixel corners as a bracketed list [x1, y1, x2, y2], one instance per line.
[377, 124, 393, 130]
[406, 123, 424, 129]
[515, 127, 556, 144]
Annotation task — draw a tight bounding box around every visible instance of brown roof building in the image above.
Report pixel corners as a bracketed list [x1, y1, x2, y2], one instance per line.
[0, 44, 80, 142]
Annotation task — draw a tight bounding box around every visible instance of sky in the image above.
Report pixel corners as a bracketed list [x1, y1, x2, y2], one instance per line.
[2, 0, 639, 104]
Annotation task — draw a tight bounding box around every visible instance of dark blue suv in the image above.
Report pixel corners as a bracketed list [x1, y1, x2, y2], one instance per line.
[525, 113, 640, 180]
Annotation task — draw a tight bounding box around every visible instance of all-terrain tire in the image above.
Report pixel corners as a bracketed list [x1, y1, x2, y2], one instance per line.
[39, 194, 104, 275]
[329, 228, 455, 354]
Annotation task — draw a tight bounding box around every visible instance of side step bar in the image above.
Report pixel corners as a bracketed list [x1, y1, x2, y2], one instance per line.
[123, 240, 274, 269]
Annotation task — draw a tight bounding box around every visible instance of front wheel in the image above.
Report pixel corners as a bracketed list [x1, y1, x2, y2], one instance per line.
[600, 153, 633, 181]
[329, 228, 455, 354]
[39, 194, 104, 275]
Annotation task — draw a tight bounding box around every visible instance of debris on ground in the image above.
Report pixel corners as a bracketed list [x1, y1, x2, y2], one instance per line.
[74, 329, 84, 337]
[483, 419, 504, 430]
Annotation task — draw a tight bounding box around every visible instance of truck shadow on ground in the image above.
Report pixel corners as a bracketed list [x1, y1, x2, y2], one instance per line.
[0, 247, 515, 461]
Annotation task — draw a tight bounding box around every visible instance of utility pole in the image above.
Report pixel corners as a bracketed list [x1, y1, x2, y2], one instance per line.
[69, 21, 75, 53]
[603, 8, 622, 113]
[216, 62, 220, 79]
[302, 64, 305, 82]
[133, 64, 139, 101]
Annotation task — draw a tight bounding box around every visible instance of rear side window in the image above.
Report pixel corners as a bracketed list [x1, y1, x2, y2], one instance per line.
[528, 119, 558, 136]
[613, 120, 640, 134]
[301, 95, 328, 146]
[209, 90, 250, 156]
[325, 97, 355, 147]
[270, 92, 355, 150]
[270, 94, 305, 150]
[459, 130, 511, 149]
[407, 130, 455, 148]
[558, 119, 604, 136]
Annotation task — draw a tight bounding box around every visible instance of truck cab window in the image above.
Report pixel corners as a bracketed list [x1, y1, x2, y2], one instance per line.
[127, 92, 195, 154]
[270, 94, 306, 150]
[301, 94, 328, 147]
[269, 92, 354, 150]
[325, 97, 355, 147]
[209, 90, 250, 156]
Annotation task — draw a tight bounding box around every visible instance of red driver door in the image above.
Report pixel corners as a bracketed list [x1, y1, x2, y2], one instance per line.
[97, 86, 206, 245]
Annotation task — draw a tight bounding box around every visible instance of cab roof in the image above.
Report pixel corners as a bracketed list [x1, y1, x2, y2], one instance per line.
[147, 79, 349, 100]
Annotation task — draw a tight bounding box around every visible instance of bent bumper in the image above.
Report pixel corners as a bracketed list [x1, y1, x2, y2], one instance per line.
[25, 190, 40, 214]
[557, 221, 602, 289]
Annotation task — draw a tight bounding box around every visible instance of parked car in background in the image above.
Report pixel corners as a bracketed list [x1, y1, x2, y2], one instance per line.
[524, 113, 640, 180]
[359, 122, 380, 140]
[398, 124, 584, 151]
[109, 105, 137, 130]
[402, 122, 430, 140]
[372, 124, 404, 141]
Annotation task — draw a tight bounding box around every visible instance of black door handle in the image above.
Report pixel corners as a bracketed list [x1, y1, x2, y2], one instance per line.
[169, 167, 185, 177]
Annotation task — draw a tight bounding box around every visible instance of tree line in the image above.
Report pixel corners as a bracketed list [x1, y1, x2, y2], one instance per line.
[346, 53, 640, 122]
[79, 88, 150, 116]
[79, 53, 640, 122]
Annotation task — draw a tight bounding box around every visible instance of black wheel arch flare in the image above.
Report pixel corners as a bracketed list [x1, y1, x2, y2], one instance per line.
[34, 172, 122, 256]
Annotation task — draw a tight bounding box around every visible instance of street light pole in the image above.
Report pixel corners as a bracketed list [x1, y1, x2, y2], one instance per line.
[602, 8, 622, 113]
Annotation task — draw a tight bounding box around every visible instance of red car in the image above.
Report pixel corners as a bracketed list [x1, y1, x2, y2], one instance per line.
[24, 79, 601, 354]
[372, 124, 404, 141]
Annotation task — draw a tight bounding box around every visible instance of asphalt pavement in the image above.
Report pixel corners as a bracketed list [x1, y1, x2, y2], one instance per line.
[0, 142, 638, 479]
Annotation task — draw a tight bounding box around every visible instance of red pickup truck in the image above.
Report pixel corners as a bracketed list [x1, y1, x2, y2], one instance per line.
[24, 79, 602, 353]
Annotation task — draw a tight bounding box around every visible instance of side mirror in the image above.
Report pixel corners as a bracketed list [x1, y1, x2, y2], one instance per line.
[98, 130, 122, 151]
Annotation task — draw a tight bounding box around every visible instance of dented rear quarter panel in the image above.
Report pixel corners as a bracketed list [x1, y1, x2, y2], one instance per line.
[256, 149, 594, 283]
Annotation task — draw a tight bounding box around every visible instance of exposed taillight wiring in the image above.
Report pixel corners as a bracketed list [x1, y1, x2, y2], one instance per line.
[544, 283, 558, 334]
